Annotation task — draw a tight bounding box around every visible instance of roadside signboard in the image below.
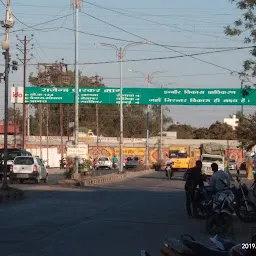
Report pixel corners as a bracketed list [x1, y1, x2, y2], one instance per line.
[66, 145, 88, 158]
[12, 86, 256, 105]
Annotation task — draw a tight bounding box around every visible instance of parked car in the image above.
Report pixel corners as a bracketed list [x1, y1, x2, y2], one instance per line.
[228, 159, 237, 170]
[0, 148, 32, 181]
[125, 156, 140, 169]
[95, 156, 112, 170]
[9, 156, 48, 184]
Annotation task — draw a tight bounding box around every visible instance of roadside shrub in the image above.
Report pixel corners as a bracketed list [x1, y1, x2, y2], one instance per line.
[134, 164, 147, 172]
[152, 160, 165, 171]
[63, 157, 75, 179]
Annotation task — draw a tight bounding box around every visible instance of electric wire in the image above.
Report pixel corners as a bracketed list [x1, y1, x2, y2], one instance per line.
[86, 1, 240, 43]
[80, 10, 240, 72]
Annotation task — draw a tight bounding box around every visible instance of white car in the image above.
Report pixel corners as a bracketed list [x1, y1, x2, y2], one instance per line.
[95, 156, 112, 170]
[10, 156, 48, 184]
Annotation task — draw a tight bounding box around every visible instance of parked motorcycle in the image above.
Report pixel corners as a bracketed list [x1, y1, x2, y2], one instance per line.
[193, 186, 213, 219]
[233, 177, 256, 222]
[165, 161, 174, 180]
[112, 162, 118, 169]
[206, 189, 235, 235]
[141, 230, 256, 256]
[251, 173, 256, 197]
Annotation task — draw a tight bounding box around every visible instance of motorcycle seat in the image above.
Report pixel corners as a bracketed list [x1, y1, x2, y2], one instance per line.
[182, 239, 229, 256]
[161, 238, 193, 255]
[210, 235, 236, 251]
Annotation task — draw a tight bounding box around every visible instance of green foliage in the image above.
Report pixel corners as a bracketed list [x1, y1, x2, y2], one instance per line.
[134, 164, 147, 172]
[28, 68, 172, 138]
[63, 157, 75, 179]
[226, 0, 256, 78]
[167, 124, 195, 139]
[167, 122, 237, 140]
[236, 112, 256, 150]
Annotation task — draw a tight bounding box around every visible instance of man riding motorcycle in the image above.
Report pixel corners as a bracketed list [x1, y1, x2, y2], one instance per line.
[210, 163, 231, 193]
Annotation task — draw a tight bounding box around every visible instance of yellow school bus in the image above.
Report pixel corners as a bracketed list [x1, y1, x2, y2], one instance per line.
[169, 146, 196, 171]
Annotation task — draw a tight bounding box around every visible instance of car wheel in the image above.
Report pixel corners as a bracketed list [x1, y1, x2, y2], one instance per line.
[19, 179, 24, 184]
[35, 176, 40, 184]
[44, 174, 48, 183]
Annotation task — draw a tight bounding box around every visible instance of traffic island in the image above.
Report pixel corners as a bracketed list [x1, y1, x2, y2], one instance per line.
[0, 186, 24, 203]
[58, 169, 155, 187]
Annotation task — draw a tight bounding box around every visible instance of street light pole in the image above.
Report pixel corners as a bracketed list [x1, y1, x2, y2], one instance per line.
[73, 0, 81, 176]
[119, 51, 124, 172]
[96, 41, 148, 172]
[1, 0, 14, 189]
[128, 70, 167, 167]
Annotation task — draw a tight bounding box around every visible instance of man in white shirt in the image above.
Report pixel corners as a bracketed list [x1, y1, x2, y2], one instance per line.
[210, 163, 231, 192]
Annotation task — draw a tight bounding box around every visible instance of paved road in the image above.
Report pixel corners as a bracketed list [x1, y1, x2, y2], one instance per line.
[0, 171, 254, 256]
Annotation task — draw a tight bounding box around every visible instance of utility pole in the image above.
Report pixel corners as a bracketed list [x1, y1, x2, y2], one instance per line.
[46, 105, 49, 167]
[16, 35, 33, 149]
[39, 104, 42, 159]
[241, 80, 244, 116]
[128, 69, 167, 167]
[1, 0, 14, 189]
[97, 41, 148, 172]
[73, 0, 81, 176]
[12, 84, 16, 147]
[96, 104, 99, 151]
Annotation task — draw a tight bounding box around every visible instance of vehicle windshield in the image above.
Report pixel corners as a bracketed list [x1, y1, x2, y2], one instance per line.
[99, 157, 108, 161]
[202, 156, 223, 163]
[169, 150, 187, 158]
[229, 159, 236, 163]
[0, 149, 22, 161]
[14, 157, 34, 165]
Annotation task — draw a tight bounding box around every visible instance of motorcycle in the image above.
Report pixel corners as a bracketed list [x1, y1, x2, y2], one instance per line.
[141, 229, 256, 256]
[193, 186, 213, 219]
[158, 234, 239, 256]
[251, 172, 256, 197]
[233, 177, 256, 222]
[165, 162, 174, 180]
[206, 189, 235, 235]
[112, 162, 118, 169]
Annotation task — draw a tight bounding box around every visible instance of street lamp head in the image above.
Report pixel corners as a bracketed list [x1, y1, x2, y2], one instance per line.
[1, 40, 9, 50]
[143, 40, 149, 44]
[128, 69, 133, 72]
[95, 42, 103, 46]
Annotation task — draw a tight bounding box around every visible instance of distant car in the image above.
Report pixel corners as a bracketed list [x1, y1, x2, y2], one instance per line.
[0, 148, 32, 180]
[10, 156, 48, 184]
[228, 159, 237, 170]
[95, 156, 112, 170]
[125, 157, 140, 169]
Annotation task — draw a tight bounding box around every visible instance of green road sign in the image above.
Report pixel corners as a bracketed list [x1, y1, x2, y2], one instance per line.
[25, 86, 256, 105]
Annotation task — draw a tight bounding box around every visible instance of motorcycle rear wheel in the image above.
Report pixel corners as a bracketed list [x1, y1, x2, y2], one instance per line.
[237, 201, 256, 222]
[253, 185, 256, 198]
[206, 213, 233, 235]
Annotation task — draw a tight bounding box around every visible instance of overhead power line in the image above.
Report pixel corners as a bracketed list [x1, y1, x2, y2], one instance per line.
[0, 45, 253, 67]
[86, 1, 239, 43]
[80, 10, 244, 72]
[0, 0, 73, 34]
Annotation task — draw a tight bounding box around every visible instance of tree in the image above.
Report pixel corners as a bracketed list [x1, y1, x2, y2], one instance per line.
[28, 67, 171, 138]
[208, 121, 237, 140]
[236, 112, 256, 150]
[225, 0, 256, 79]
[193, 128, 210, 139]
[167, 124, 195, 139]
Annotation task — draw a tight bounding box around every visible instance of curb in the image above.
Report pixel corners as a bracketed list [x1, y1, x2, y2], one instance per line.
[0, 187, 24, 203]
[59, 169, 154, 187]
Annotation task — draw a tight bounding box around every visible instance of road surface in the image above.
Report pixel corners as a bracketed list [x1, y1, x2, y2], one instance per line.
[0, 171, 253, 256]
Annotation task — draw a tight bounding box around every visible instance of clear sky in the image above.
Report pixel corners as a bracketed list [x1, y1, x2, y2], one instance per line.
[0, 0, 255, 127]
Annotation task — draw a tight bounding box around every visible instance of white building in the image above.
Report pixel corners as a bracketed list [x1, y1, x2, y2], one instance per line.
[224, 115, 239, 130]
